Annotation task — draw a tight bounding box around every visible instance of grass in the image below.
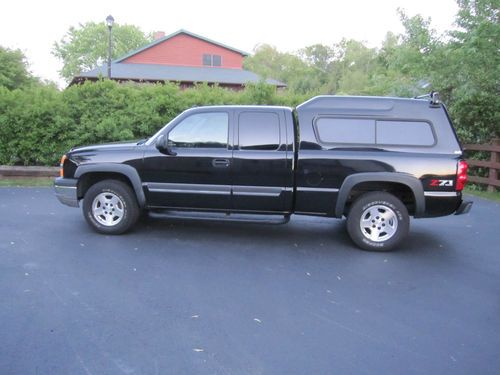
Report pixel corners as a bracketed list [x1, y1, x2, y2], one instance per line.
[0, 177, 54, 187]
[464, 186, 500, 202]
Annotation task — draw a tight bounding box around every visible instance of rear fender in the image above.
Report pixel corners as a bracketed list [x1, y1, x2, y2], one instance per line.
[335, 172, 425, 218]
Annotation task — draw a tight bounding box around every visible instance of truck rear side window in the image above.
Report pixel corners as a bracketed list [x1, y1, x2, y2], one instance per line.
[314, 117, 435, 147]
[315, 118, 375, 144]
[238, 112, 280, 150]
[376, 121, 435, 146]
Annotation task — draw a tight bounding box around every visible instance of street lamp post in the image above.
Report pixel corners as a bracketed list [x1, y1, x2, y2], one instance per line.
[106, 15, 114, 79]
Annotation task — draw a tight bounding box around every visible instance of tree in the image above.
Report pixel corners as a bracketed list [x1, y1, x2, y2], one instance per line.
[0, 46, 36, 90]
[52, 22, 152, 82]
[244, 44, 325, 94]
[331, 39, 378, 94]
[244, 44, 307, 82]
[446, 0, 499, 95]
[368, 13, 442, 97]
[299, 44, 335, 73]
[439, 0, 500, 141]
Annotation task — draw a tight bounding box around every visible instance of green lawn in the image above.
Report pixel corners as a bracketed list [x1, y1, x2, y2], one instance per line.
[0, 177, 54, 187]
[464, 186, 500, 202]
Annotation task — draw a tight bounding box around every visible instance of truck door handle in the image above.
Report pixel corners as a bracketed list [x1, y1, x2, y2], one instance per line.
[212, 158, 230, 167]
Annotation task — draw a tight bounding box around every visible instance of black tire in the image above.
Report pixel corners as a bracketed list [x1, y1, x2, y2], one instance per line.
[346, 192, 409, 251]
[82, 179, 139, 235]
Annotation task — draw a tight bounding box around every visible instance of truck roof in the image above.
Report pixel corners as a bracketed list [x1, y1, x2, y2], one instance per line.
[187, 96, 436, 114]
[184, 105, 293, 112]
[296, 95, 434, 112]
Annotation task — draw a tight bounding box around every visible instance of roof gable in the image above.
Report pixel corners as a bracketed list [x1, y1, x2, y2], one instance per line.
[115, 29, 249, 63]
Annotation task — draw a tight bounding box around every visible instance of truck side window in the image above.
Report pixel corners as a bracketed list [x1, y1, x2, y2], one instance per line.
[315, 118, 375, 144]
[168, 112, 228, 149]
[238, 112, 280, 150]
[376, 120, 435, 146]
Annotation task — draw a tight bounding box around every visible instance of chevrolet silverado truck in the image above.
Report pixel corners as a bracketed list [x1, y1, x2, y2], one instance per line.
[54, 94, 472, 251]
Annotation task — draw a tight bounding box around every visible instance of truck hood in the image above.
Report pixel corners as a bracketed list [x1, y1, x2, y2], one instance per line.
[70, 140, 140, 153]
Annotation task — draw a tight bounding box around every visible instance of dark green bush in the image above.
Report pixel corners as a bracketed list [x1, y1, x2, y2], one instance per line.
[0, 79, 494, 166]
[0, 84, 71, 165]
[0, 80, 306, 166]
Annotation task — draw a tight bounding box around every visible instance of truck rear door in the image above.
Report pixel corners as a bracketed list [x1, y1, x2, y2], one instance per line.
[231, 108, 294, 213]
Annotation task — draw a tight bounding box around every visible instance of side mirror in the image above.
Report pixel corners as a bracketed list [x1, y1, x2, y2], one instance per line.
[155, 134, 177, 156]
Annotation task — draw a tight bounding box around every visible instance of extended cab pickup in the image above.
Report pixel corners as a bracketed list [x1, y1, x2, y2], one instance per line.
[54, 94, 472, 251]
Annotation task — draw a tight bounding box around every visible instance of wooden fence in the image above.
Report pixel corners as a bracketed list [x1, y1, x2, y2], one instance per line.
[1, 139, 499, 192]
[0, 166, 59, 178]
[463, 139, 500, 192]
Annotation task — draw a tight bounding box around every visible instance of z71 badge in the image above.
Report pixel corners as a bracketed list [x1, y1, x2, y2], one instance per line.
[430, 179, 454, 187]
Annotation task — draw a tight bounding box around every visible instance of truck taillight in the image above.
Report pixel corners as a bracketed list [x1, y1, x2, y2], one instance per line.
[59, 155, 67, 177]
[456, 160, 468, 191]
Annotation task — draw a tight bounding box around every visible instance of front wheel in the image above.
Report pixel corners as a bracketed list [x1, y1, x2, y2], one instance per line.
[346, 192, 409, 251]
[82, 180, 139, 234]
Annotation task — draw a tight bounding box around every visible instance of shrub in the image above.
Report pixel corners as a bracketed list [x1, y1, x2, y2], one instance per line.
[0, 80, 303, 166]
[0, 79, 496, 166]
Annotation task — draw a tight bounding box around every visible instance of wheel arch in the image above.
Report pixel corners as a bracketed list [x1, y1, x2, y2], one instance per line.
[75, 164, 146, 208]
[335, 172, 425, 218]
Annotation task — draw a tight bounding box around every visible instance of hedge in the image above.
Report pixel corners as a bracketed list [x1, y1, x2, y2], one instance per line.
[0, 80, 307, 166]
[0, 79, 496, 166]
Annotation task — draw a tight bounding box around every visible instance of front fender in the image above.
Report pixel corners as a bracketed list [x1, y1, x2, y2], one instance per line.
[74, 163, 146, 208]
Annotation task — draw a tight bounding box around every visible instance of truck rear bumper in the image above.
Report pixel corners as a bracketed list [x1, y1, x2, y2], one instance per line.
[54, 177, 79, 207]
[455, 200, 473, 215]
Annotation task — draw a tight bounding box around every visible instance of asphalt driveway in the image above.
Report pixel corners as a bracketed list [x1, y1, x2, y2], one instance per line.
[1, 187, 499, 374]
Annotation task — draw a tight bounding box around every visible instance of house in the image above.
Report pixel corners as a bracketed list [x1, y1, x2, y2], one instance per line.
[70, 29, 286, 89]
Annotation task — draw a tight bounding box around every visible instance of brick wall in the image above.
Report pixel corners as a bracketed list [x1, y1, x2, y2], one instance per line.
[123, 34, 244, 69]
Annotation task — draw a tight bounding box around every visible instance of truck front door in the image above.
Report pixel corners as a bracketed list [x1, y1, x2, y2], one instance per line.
[142, 110, 233, 210]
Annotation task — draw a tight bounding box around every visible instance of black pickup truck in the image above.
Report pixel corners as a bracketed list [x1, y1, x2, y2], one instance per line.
[54, 94, 472, 251]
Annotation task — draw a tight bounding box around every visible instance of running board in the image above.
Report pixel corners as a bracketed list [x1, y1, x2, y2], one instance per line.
[148, 210, 291, 225]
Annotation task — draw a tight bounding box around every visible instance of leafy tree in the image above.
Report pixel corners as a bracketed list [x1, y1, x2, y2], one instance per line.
[299, 44, 335, 73]
[0, 46, 36, 90]
[368, 13, 441, 97]
[437, 0, 500, 141]
[2, 0, 497, 168]
[298, 44, 335, 89]
[447, 0, 499, 96]
[244, 44, 322, 94]
[331, 39, 378, 94]
[52, 22, 152, 82]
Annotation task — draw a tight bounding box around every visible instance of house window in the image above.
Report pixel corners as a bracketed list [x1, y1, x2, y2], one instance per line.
[202, 54, 222, 67]
[212, 55, 221, 67]
[202, 54, 212, 66]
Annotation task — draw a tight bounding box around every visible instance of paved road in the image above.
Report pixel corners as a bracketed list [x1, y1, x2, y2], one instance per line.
[1, 187, 499, 374]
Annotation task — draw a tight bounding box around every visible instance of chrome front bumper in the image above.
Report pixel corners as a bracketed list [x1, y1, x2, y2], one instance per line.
[54, 177, 79, 207]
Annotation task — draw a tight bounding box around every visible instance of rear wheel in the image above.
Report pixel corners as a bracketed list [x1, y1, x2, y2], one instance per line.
[82, 180, 139, 234]
[346, 192, 409, 251]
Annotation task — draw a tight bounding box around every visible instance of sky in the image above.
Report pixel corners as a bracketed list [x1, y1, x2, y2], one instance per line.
[1, 0, 459, 86]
